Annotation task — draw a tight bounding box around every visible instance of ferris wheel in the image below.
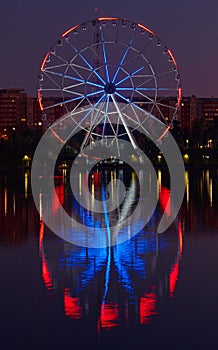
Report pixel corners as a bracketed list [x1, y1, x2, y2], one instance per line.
[38, 17, 182, 151]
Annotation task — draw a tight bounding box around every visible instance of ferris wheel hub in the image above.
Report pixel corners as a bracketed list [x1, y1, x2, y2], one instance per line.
[104, 82, 116, 94]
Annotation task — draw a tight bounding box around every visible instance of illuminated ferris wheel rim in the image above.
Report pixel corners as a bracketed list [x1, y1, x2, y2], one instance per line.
[40, 17, 179, 69]
[38, 17, 182, 143]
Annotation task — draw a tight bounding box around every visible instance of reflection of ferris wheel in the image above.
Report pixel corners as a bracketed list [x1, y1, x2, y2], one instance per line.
[38, 17, 182, 149]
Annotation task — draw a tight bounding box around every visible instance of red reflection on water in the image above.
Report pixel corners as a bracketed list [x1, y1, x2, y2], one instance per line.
[169, 258, 179, 298]
[41, 254, 52, 291]
[64, 288, 82, 319]
[169, 220, 183, 298]
[139, 290, 157, 324]
[99, 303, 119, 330]
[52, 177, 65, 214]
[159, 186, 171, 216]
[39, 219, 44, 252]
[93, 171, 100, 187]
[39, 219, 52, 291]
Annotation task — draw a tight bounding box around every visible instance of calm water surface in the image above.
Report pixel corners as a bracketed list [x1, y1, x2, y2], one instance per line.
[0, 167, 217, 350]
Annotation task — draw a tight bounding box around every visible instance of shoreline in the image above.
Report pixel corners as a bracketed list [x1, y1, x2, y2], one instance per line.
[0, 162, 218, 175]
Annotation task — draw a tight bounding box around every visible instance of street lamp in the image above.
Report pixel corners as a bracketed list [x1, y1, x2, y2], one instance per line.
[208, 139, 212, 148]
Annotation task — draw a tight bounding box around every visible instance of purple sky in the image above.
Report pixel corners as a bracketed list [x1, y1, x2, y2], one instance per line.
[0, 0, 217, 97]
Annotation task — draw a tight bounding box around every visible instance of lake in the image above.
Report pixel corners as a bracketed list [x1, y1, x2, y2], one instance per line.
[0, 166, 217, 349]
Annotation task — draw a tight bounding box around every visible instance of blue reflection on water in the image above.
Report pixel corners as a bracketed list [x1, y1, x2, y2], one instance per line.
[57, 213, 169, 301]
[40, 168, 182, 332]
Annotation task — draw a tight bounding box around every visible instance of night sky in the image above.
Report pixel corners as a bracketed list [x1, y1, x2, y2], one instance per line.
[0, 0, 217, 97]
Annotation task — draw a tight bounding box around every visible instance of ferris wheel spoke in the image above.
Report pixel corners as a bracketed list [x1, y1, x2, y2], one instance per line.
[156, 101, 177, 110]
[64, 79, 104, 91]
[67, 41, 106, 85]
[136, 87, 177, 102]
[85, 90, 105, 98]
[103, 96, 118, 138]
[131, 100, 166, 125]
[79, 93, 106, 123]
[105, 113, 117, 138]
[42, 96, 82, 110]
[121, 111, 144, 134]
[111, 94, 137, 149]
[51, 52, 69, 64]
[115, 91, 157, 122]
[68, 98, 88, 116]
[39, 88, 62, 92]
[153, 102, 168, 123]
[63, 83, 86, 91]
[68, 62, 92, 80]
[156, 87, 178, 92]
[68, 93, 107, 142]
[148, 102, 156, 116]
[86, 81, 104, 88]
[115, 66, 145, 86]
[131, 119, 152, 138]
[123, 104, 146, 126]
[125, 104, 142, 126]
[43, 70, 73, 80]
[155, 70, 176, 78]
[116, 87, 174, 91]
[133, 88, 156, 102]
[120, 48, 149, 71]
[69, 62, 92, 72]
[67, 62, 93, 82]
[42, 71, 62, 89]
[120, 37, 154, 71]
[62, 88, 86, 97]
[102, 95, 110, 138]
[115, 113, 121, 136]
[80, 99, 106, 150]
[44, 63, 68, 71]
[100, 30, 110, 82]
[155, 89, 179, 103]
[51, 98, 87, 129]
[116, 86, 156, 107]
[135, 75, 155, 88]
[112, 35, 135, 83]
[44, 69, 104, 89]
[89, 44, 105, 66]
[67, 64, 90, 83]
[115, 91, 131, 103]
[106, 137, 119, 154]
[43, 89, 104, 110]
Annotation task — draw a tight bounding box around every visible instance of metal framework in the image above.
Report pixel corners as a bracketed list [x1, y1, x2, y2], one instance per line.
[38, 17, 181, 150]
